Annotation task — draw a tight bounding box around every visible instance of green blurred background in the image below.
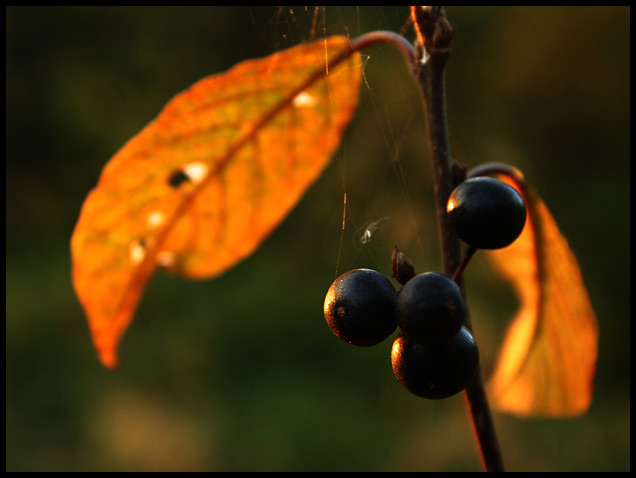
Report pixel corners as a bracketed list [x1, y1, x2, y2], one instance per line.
[6, 6, 629, 471]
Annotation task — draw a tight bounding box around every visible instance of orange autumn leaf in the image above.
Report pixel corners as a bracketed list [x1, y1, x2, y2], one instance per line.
[71, 36, 362, 368]
[485, 172, 598, 417]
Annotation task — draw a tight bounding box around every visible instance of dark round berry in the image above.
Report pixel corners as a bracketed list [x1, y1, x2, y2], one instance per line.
[324, 268, 398, 347]
[447, 176, 526, 249]
[391, 327, 479, 399]
[397, 272, 466, 346]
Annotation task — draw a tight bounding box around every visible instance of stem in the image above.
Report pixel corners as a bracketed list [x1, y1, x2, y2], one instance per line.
[452, 245, 478, 283]
[411, 7, 504, 472]
[349, 30, 417, 75]
[467, 162, 527, 188]
[467, 162, 530, 204]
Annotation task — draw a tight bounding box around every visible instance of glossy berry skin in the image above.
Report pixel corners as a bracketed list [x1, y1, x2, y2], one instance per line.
[447, 176, 526, 249]
[324, 268, 398, 347]
[398, 272, 466, 346]
[391, 327, 479, 399]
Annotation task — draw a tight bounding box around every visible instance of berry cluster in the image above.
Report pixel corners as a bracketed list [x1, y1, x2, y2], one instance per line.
[323, 176, 526, 400]
[323, 265, 478, 399]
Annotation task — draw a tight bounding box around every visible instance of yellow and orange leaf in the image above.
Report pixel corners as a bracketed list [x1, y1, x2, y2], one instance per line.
[486, 173, 598, 417]
[71, 36, 362, 368]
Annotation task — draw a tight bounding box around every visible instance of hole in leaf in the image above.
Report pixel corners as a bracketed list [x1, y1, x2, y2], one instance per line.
[146, 211, 165, 228]
[129, 238, 147, 265]
[168, 170, 191, 188]
[293, 91, 317, 108]
[156, 250, 176, 268]
[182, 161, 209, 184]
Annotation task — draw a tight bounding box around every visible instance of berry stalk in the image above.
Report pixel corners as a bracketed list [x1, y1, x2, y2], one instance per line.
[410, 6, 504, 472]
[451, 245, 478, 284]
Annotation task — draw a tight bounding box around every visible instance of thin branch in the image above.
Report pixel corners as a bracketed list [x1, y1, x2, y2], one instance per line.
[410, 6, 505, 472]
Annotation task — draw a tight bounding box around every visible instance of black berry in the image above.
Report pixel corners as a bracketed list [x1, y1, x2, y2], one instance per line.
[447, 176, 526, 249]
[391, 327, 479, 399]
[324, 268, 398, 347]
[397, 272, 466, 346]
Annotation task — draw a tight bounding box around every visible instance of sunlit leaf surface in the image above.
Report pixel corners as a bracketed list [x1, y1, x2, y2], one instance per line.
[486, 175, 598, 417]
[71, 36, 362, 368]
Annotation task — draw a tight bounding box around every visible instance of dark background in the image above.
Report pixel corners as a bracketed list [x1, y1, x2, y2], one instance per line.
[6, 6, 629, 471]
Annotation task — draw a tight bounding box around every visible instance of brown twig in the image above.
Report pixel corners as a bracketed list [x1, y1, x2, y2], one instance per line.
[410, 6, 505, 472]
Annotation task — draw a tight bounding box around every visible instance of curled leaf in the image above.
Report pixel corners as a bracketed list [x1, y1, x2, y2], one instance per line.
[71, 36, 362, 368]
[485, 172, 598, 417]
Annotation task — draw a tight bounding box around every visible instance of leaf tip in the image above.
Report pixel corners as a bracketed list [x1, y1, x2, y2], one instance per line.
[98, 348, 119, 369]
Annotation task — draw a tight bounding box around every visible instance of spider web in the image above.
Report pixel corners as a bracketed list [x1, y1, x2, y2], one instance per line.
[247, 6, 434, 278]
